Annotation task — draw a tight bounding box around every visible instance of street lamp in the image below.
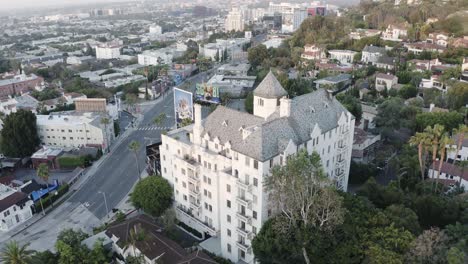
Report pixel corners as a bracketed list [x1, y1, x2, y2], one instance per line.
[98, 191, 109, 218]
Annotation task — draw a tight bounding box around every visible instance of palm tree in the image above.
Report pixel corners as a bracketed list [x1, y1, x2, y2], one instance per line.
[425, 124, 444, 188]
[0, 241, 34, 264]
[128, 141, 141, 181]
[457, 160, 468, 187]
[153, 113, 167, 127]
[452, 124, 468, 163]
[101, 117, 111, 153]
[435, 134, 454, 191]
[409, 132, 431, 182]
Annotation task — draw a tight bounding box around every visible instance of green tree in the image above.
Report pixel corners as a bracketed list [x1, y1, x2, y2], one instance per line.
[244, 92, 253, 114]
[0, 241, 34, 264]
[447, 82, 468, 110]
[336, 93, 362, 121]
[0, 110, 40, 157]
[247, 45, 269, 69]
[415, 112, 464, 132]
[130, 176, 173, 217]
[384, 205, 421, 235]
[260, 150, 345, 264]
[37, 163, 49, 185]
[128, 141, 141, 180]
[405, 228, 449, 264]
[398, 84, 418, 99]
[153, 113, 167, 126]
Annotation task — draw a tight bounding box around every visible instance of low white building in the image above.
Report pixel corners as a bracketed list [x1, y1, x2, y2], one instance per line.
[96, 43, 121, 60]
[429, 161, 468, 190]
[420, 75, 447, 92]
[138, 48, 180, 66]
[149, 25, 162, 35]
[349, 29, 381, 40]
[160, 71, 355, 263]
[375, 73, 398, 91]
[200, 39, 250, 61]
[66, 56, 94, 65]
[361, 45, 386, 64]
[0, 184, 33, 232]
[328, 50, 357, 65]
[426, 32, 449, 47]
[448, 133, 468, 162]
[36, 112, 114, 151]
[381, 24, 408, 42]
[301, 44, 326, 61]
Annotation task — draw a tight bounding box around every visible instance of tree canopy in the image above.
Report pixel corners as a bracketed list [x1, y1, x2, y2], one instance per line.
[0, 110, 40, 157]
[131, 176, 173, 217]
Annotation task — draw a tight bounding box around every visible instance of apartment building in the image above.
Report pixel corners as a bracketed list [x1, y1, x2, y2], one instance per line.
[96, 43, 121, 60]
[0, 74, 44, 98]
[36, 112, 114, 151]
[225, 8, 244, 32]
[361, 45, 386, 64]
[160, 71, 355, 263]
[0, 184, 33, 232]
[375, 73, 398, 91]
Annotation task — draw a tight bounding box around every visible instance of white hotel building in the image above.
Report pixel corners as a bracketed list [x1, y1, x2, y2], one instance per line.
[160, 72, 355, 263]
[36, 112, 114, 150]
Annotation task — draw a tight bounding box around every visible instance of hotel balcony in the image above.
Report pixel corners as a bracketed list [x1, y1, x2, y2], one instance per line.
[236, 241, 251, 253]
[189, 188, 201, 198]
[236, 195, 252, 209]
[237, 179, 252, 192]
[237, 227, 251, 237]
[236, 211, 252, 224]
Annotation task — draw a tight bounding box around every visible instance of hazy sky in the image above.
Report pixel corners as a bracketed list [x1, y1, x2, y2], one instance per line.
[0, 0, 126, 11]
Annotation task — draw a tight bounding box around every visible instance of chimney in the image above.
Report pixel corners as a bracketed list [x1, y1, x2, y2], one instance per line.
[193, 104, 202, 145]
[279, 97, 291, 117]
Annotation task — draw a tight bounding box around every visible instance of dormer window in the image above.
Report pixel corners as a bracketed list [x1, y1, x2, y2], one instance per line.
[309, 106, 315, 113]
[222, 120, 228, 127]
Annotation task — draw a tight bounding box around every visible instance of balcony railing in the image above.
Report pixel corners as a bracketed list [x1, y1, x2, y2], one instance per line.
[189, 188, 200, 197]
[236, 241, 251, 252]
[236, 196, 252, 209]
[237, 227, 251, 237]
[237, 179, 252, 192]
[236, 211, 251, 224]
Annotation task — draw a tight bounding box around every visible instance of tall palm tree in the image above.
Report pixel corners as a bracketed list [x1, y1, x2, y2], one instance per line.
[128, 141, 141, 181]
[435, 134, 454, 191]
[0, 241, 34, 264]
[101, 117, 111, 153]
[452, 124, 468, 163]
[409, 132, 431, 182]
[425, 125, 444, 185]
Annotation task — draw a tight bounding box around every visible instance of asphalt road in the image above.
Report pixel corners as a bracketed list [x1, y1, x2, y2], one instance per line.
[68, 70, 211, 219]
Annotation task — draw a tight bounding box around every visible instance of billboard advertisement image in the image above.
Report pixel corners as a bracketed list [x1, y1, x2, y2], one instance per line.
[195, 83, 221, 104]
[173, 87, 193, 127]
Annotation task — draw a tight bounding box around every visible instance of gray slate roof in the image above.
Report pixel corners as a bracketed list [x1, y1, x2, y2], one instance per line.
[201, 89, 351, 161]
[362, 45, 386, 54]
[253, 71, 287, 98]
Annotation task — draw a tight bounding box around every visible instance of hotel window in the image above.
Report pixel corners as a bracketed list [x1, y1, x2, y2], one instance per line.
[183, 195, 187, 201]
[252, 226, 257, 234]
[245, 157, 250, 166]
[227, 184, 231, 193]
[253, 211, 257, 219]
[227, 200, 231, 208]
[253, 178, 258, 187]
[258, 98, 264, 106]
[270, 159, 273, 168]
[253, 160, 258, 169]
[182, 182, 186, 188]
[227, 229, 231, 237]
[227, 243, 231, 253]
[227, 214, 231, 223]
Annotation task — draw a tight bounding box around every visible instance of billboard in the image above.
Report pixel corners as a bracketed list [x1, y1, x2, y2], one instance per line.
[173, 87, 193, 127]
[195, 83, 221, 104]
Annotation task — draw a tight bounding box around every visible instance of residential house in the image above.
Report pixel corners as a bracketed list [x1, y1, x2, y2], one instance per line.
[160, 71, 355, 263]
[361, 45, 386, 64]
[0, 94, 39, 115]
[375, 56, 396, 70]
[301, 44, 326, 61]
[428, 161, 468, 190]
[447, 133, 468, 162]
[381, 24, 408, 42]
[420, 75, 447, 92]
[426, 32, 449, 47]
[104, 214, 216, 264]
[408, 58, 442, 71]
[314, 74, 352, 91]
[0, 184, 33, 232]
[375, 73, 398, 91]
[405, 42, 446, 55]
[349, 29, 381, 40]
[359, 104, 378, 131]
[328, 50, 357, 65]
[461, 57, 468, 83]
[352, 127, 381, 164]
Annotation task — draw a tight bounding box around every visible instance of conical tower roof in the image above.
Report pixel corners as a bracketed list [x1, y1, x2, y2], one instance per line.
[253, 70, 288, 99]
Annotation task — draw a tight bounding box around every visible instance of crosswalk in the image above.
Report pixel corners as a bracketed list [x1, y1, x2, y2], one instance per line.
[137, 126, 173, 131]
